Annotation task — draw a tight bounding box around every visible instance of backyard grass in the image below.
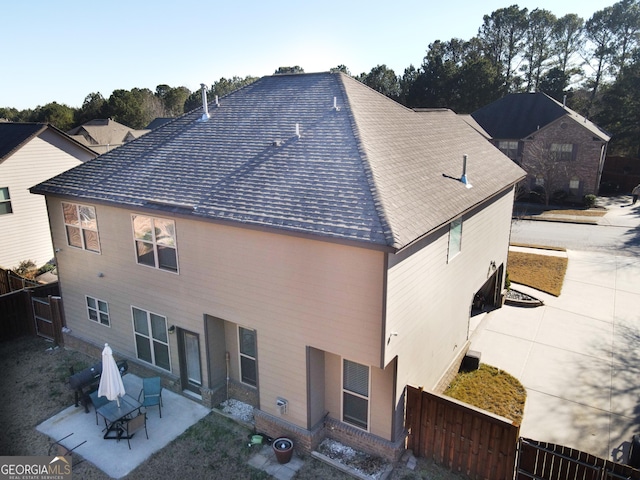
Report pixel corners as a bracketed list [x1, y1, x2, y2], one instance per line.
[507, 250, 568, 296]
[544, 209, 606, 217]
[444, 364, 526, 425]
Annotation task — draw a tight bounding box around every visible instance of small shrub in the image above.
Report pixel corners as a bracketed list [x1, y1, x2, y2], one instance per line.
[13, 260, 37, 279]
[36, 262, 56, 276]
[583, 194, 597, 208]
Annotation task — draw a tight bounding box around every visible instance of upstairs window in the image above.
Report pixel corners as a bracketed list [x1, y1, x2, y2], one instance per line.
[343, 359, 369, 430]
[239, 327, 257, 387]
[447, 218, 463, 262]
[0, 187, 12, 215]
[62, 202, 100, 252]
[551, 143, 573, 161]
[498, 141, 518, 160]
[132, 215, 178, 272]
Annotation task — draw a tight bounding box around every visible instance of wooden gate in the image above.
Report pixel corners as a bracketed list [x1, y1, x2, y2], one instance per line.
[32, 295, 64, 344]
[517, 438, 640, 480]
[406, 385, 519, 480]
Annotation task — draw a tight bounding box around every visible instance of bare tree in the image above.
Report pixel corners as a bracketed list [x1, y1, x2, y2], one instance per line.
[522, 141, 576, 205]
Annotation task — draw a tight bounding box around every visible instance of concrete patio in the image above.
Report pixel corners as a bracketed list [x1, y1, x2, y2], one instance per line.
[37, 373, 210, 479]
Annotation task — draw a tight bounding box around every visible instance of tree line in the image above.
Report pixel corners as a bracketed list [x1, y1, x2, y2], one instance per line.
[1, 1, 638, 156]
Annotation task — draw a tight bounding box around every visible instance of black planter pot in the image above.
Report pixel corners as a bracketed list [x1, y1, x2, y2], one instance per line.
[272, 437, 293, 464]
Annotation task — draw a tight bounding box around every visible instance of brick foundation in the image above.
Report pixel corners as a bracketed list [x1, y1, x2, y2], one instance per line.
[254, 409, 405, 463]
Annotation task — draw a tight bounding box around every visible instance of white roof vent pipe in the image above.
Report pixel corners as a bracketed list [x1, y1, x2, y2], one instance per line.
[295, 123, 301, 138]
[199, 83, 210, 122]
[215, 95, 219, 107]
[461, 154, 472, 188]
[333, 97, 340, 111]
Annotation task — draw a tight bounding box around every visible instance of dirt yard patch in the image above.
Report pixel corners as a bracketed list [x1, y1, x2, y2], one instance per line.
[1, 335, 466, 479]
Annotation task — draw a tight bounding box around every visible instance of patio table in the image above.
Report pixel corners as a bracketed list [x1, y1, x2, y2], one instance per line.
[96, 394, 142, 440]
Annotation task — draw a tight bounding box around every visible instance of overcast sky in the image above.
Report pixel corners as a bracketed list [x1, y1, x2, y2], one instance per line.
[2, 0, 615, 110]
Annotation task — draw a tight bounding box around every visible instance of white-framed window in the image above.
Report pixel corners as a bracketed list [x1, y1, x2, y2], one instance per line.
[569, 177, 580, 190]
[132, 215, 178, 272]
[0, 187, 13, 215]
[342, 359, 369, 430]
[447, 218, 462, 262]
[238, 326, 257, 387]
[86, 296, 110, 326]
[62, 202, 100, 252]
[551, 143, 573, 161]
[132, 306, 171, 371]
[498, 141, 518, 160]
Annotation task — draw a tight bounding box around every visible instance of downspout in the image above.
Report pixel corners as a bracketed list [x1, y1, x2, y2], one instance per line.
[225, 351, 230, 401]
[596, 142, 608, 195]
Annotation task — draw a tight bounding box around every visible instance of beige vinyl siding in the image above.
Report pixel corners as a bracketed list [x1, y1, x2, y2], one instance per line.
[0, 136, 87, 269]
[385, 189, 515, 398]
[323, 351, 395, 438]
[49, 198, 386, 429]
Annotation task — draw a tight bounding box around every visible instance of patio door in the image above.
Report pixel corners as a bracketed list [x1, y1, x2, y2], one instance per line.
[178, 329, 202, 395]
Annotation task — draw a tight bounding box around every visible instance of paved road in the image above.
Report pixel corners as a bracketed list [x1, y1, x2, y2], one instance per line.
[511, 196, 640, 256]
[469, 195, 640, 463]
[510, 220, 640, 256]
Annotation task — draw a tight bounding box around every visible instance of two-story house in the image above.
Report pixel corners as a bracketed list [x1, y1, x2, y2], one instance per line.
[31, 72, 525, 460]
[0, 123, 96, 269]
[471, 93, 610, 199]
[67, 118, 150, 154]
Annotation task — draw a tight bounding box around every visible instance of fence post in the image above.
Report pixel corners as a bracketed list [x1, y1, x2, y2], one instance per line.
[414, 386, 424, 457]
[49, 295, 65, 346]
[25, 289, 37, 336]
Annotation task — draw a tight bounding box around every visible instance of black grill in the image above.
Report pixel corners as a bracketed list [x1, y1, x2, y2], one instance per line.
[68, 360, 128, 412]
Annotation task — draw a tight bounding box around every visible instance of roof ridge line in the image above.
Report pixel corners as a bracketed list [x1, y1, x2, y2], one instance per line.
[337, 75, 396, 249]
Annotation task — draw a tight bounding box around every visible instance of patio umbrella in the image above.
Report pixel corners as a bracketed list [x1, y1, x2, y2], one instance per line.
[98, 343, 125, 407]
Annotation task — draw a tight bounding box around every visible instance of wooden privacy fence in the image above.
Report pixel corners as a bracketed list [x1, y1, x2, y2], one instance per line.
[0, 267, 39, 295]
[406, 386, 640, 480]
[0, 282, 63, 343]
[517, 438, 640, 480]
[406, 385, 520, 480]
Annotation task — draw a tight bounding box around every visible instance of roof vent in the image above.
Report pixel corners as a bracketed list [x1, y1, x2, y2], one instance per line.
[333, 97, 340, 111]
[295, 123, 301, 138]
[461, 154, 472, 188]
[199, 83, 210, 122]
[215, 95, 219, 107]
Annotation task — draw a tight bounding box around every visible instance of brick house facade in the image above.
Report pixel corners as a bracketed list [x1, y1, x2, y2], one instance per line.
[471, 93, 610, 199]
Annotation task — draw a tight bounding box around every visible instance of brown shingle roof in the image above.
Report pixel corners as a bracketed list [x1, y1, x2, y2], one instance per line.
[33, 73, 525, 251]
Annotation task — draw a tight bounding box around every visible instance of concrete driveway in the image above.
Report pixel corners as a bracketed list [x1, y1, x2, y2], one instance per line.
[470, 198, 640, 462]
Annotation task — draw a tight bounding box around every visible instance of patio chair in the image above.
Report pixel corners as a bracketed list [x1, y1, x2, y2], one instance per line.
[89, 390, 110, 425]
[138, 377, 163, 418]
[123, 412, 148, 449]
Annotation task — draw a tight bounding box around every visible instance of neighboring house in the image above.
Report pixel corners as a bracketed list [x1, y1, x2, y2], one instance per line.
[67, 118, 150, 154]
[470, 93, 610, 198]
[32, 72, 525, 460]
[0, 123, 96, 270]
[145, 117, 174, 130]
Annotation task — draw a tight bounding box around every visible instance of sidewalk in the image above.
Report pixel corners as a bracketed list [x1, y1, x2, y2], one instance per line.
[470, 248, 640, 461]
[513, 195, 640, 227]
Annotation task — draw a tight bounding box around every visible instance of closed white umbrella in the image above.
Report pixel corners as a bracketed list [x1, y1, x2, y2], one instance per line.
[98, 343, 125, 407]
